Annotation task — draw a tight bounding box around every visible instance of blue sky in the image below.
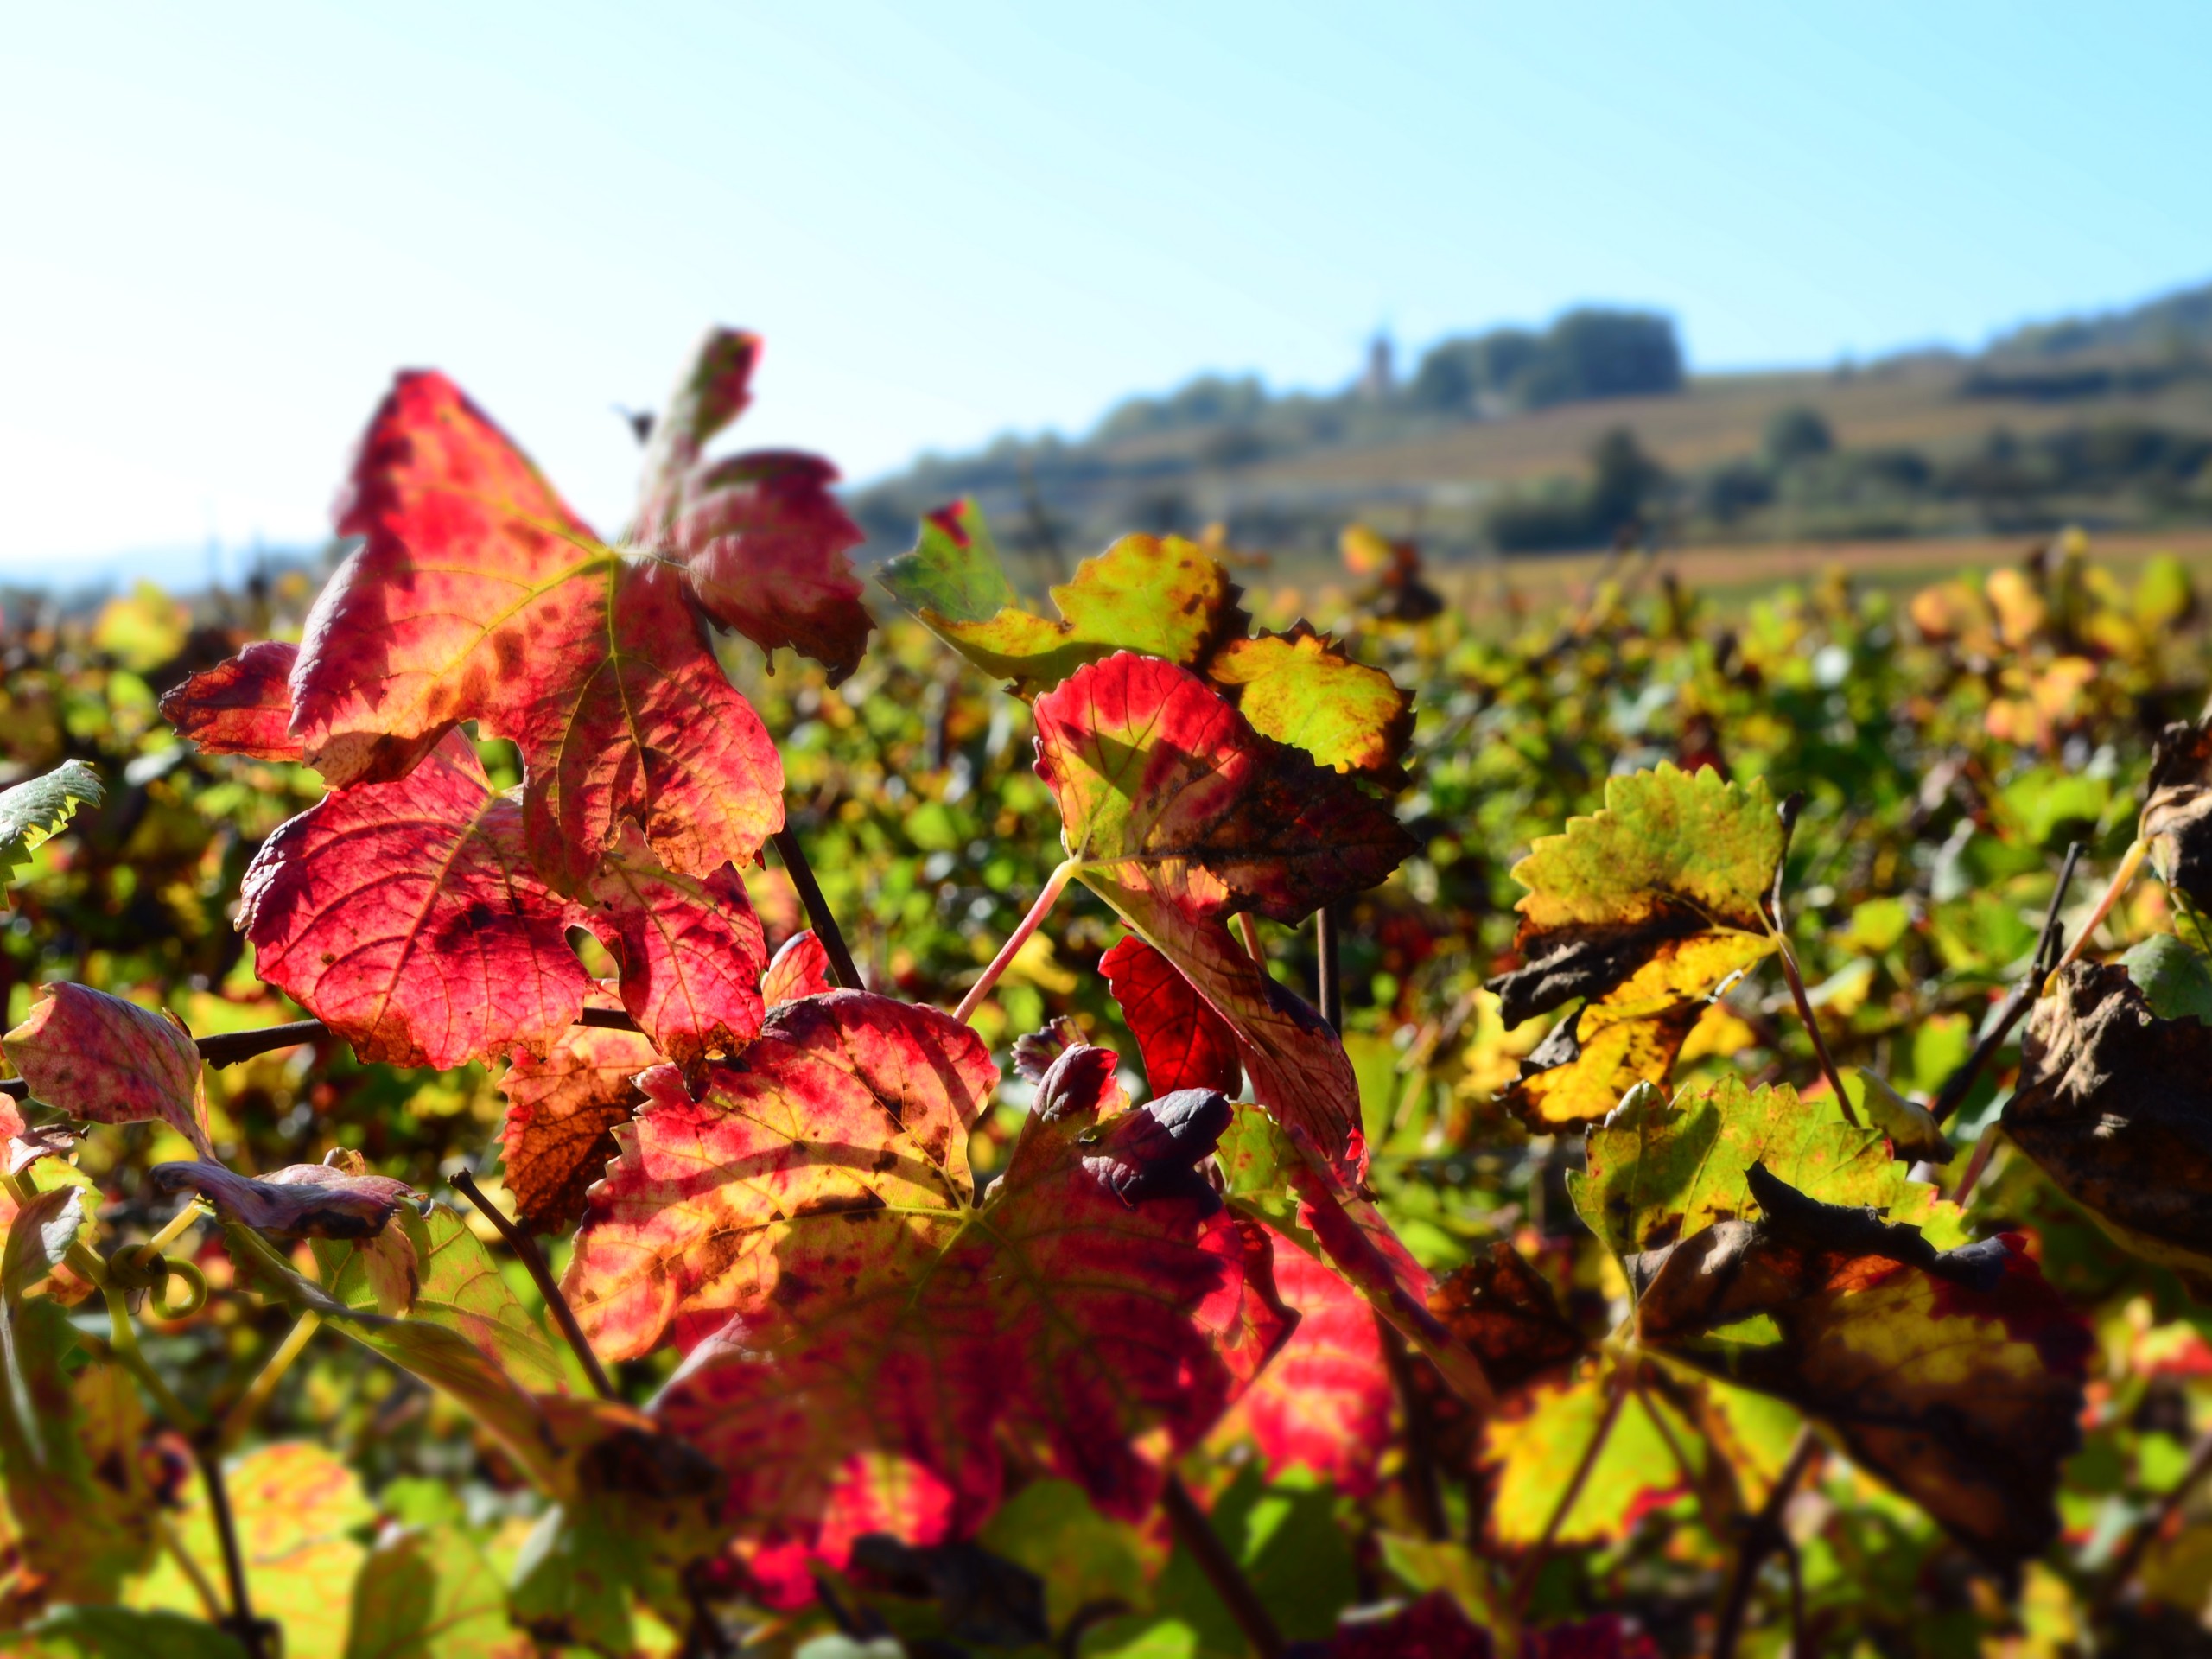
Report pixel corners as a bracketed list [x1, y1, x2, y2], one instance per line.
[4, 2, 2209, 582]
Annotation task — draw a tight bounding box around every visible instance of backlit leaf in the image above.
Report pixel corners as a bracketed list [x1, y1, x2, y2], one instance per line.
[1033, 652, 1414, 1172]
[1630, 1163, 2091, 1570]
[0, 760, 102, 886]
[3, 982, 214, 1159]
[27, 1607, 247, 1658]
[293, 369, 784, 890]
[629, 330, 873, 683]
[238, 731, 594, 1070]
[564, 990, 995, 1360]
[762, 929, 836, 1005]
[1100, 933, 1241, 1098]
[651, 1040, 1293, 1555]
[498, 1013, 657, 1235]
[1206, 622, 1414, 779]
[2007, 960, 2212, 1291]
[1427, 1242, 1586, 1396]
[152, 1160, 417, 1240]
[880, 501, 1246, 697]
[584, 827, 766, 1078]
[1219, 1234, 1392, 1497]
[1480, 1369, 1694, 1548]
[159, 639, 302, 761]
[2142, 715, 2212, 906]
[342, 1523, 511, 1659]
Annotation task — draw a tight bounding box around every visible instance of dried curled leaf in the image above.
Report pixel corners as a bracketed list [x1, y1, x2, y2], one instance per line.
[3, 982, 214, 1159]
[238, 731, 594, 1071]
[1490, 766, 1783, 1128]
[0, 760, 102, 886]
[1631, 1163, 2090, 1572]
[1034, 652, 1413, 1174]
[880, 500, 1247, 698]
[630, 330, 873, 683]
[564, 991, 995, 1361]
[294, 368, 785, 891]
[1207, 622, 1414, 779]
[651, 1041, 1293, 1554]
[1428, 1242, 1586, 1395]
[2007, 959, 2212, 1291]
[2143, 716, 2212, 906]
[1099, 933, 1240, 1099]
[151, 1160, 417, 1239]
[158, 639, 302, 761]
[499, 1014, 658, 1236]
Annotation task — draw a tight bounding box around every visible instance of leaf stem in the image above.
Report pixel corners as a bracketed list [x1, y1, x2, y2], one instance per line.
[448, 1170, 613, 1400]
[1236, 913, 1264, 963]
[2042, 836, 2147, 995]
[772, 824, 864, 991]
[1928, 839, 2083, 1126]
[1512, 1362, 1630, 1611]
[101, 1284, 195, 1429]
[1713, 1427, 1819, 1659]
[197, 1441, 272, 1659]
[1315, 904, 1343, 1033]
[1764, 795, 1858, 1127]
[955, 857, 1077, 1027]
[219, 1311, 321, 1452]
[1160, 1472, 1284, 1659]
[155, 1510, 229, 1625]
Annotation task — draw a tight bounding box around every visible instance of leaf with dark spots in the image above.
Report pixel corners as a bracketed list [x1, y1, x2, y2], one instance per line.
[3, 982, 215, 1159]
[2142, 715, 2212, 907]
[158, 639, 302, 761]
[762, 929, 835, 1006]
[586, 827, 766, 1080]
[151, 1160, 418, 1240]
[879, 500, 1249, 697]
[499, 1013, 658, 1235]
[1101, 933, 1241, 1099]
[650, 1036, 1291, 1555]
[1486, 768, 1783, 1099]
[2005, 958, 2212, 1292]
[563, 990, 995, 1360]
[1630, 1163, 2090, 1572]
[291, 367, 785, 889]
[1206, 621, 1414, 779]
[1427, 1241, 1587, 1395]
[238, 731, 596, 1071]
[1034, 652, 1412, 1174]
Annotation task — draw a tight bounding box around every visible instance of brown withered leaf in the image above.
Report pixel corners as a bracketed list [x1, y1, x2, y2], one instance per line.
[1630, 1162, 2090, 1573]
[2005, 959, 2212, 1292]
[1427, 1242, 1586, 1395]
[2143, 717, 2212, 907]
[150, 1161, 420, 1240]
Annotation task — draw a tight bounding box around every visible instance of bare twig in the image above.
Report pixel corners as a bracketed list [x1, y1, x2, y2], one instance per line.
[1160, 1473, 1284, 1659]
[772, 825, 863, 991]
[1929, 840, 2083, 1126]
[197, 1444, 274, 1659]
[1766, 795, 1857, 1126]
[1714, 1428, 1819, 1659]
[219, 1311, 321, 1452]
[449, 1170, 613, 1400]
[1315, 904, 1343, 1033]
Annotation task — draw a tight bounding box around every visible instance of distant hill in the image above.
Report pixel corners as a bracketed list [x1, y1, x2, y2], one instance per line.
[846, 280, 2212, 571]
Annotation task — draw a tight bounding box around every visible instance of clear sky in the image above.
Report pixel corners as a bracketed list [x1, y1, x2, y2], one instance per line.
[5, 2, 2209, 583]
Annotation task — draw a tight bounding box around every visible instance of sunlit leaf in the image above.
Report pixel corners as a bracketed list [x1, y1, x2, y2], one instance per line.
[341, 1522, 512, 1659]
[1207, 622, 1414, 779]
[498, 1010, 657, 1235]
[1100, 933, 1241, 1099]
[159, 639, 303, 762]
[880, 501, 1246, 697]
[762, 929, 836, 1006]
[1481, 1369, 1695, 1548]
[3, 982, 214, 1159]
[0, 760, 103, 887]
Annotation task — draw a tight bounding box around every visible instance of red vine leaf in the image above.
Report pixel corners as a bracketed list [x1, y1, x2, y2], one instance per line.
[761, 930, 835, 1007]
[1033, 652, 1413, 1173]
[1099, 934, 1240, 1099]
[585, 826, 766, 1080]
[1631, 1161, 2090, 1570]
[652, 1040, 1292, 1553]
[152, 1160, 419, 1239]
[293, 369, 785, 890]
[158, 639, 302, 761]
[3, 982, 214, 1159]
[1219, 1234, 1392, 1497]
[239, 731, 594, 1071]
[564, 991, 995, 1361]
[627, 331, 873, 682]
[499, 1008, 658, 1236]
